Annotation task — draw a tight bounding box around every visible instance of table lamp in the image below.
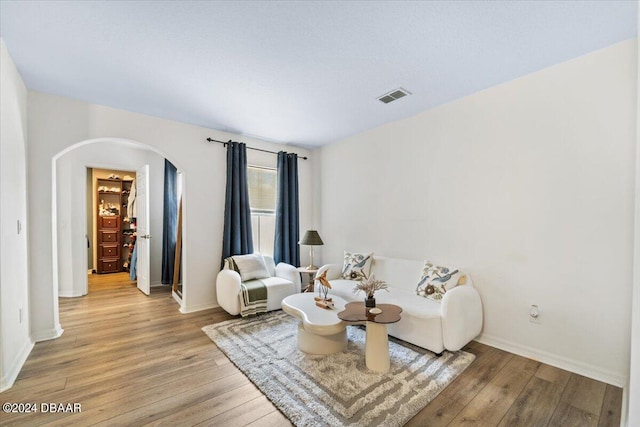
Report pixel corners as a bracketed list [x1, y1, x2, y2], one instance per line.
[299, 230, 323, 270]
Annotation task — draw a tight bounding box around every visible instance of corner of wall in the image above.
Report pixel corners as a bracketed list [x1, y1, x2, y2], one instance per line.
[0, 339, 34, 392]
[0, 35, 33, 393]
[30, 324, 64, 343]
[624, 14, 640, 427]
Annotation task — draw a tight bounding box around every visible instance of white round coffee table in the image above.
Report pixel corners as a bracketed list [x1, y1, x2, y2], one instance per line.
[281, 293, 348, 355]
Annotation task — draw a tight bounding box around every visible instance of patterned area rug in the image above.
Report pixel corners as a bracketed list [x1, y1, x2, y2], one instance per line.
[202, 311, 475, 427]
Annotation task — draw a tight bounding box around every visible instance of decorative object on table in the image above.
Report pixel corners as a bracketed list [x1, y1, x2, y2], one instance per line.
[415, 261, 463, 301]
[314, 299, 335, 309]
[313, 270, 333, 308]
[202, 311, 475, 427]
[353, 271, 388, 308]
[342, 251, 373, 280]
[298, 229, 323, 269]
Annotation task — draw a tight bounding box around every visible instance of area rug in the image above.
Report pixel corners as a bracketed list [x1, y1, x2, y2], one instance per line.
[202, 311, 475, 427]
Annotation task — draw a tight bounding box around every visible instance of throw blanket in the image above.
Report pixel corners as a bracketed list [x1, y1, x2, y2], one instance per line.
[240, 279, 268, 317]
[225, 257, 268, 317]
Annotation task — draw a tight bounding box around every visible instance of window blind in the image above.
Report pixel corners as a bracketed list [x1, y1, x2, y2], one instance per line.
[248, 166, 277, 213]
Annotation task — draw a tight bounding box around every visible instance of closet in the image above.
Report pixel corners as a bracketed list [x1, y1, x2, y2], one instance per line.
[95, 173, 135, 274]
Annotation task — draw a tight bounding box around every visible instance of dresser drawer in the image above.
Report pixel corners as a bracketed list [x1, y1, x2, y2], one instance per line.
[99, 244, 120, 258]
[98, 258, 120, 273]
[99, 230, 118, 243]
[100, 216, 120, 229]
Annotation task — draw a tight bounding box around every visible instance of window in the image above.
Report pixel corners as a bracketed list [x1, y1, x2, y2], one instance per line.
[248, 166, 277, 256]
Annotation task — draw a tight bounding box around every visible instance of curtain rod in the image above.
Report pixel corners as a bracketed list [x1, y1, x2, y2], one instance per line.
[206, 138, 308, 160]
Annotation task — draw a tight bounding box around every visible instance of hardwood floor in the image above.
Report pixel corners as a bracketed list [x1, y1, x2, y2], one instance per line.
[1, 284, 622, 426]
[88, 271, 137, 292]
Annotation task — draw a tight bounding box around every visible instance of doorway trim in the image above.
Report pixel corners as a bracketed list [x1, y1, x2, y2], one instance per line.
[52, 138, 188, 310]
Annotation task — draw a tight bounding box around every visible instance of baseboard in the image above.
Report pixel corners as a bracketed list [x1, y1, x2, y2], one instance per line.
[179, 301, 220, 314]
[58, 290, 85, 298]
[621, 382, 629, 427]
[172, 291, 182, 305]
[150, 281, 163, 287]
[31, 324, 64, 342]
[476, 333, 626, 387]
[0, 338, 34, 392]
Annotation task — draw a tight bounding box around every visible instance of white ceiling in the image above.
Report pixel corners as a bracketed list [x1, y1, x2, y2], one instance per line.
[0, 1, 636, 148]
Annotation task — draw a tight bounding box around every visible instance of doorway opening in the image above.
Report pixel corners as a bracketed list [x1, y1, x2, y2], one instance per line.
[86, 167, 137, 293]
[53, 138, 186, 311]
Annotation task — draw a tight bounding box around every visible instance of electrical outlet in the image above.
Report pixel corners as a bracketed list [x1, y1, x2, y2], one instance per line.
[529, 304, 540, 324]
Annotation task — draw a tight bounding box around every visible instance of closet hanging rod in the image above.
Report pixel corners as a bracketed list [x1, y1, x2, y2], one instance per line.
[206, 138, 308, 160]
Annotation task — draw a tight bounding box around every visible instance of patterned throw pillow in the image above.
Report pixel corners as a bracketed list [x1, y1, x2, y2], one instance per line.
[416, 261, 464, 301]
[342, 251, 373, 281]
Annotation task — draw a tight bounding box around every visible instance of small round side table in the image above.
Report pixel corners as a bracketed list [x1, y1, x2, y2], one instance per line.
[338, 302, 402, 373]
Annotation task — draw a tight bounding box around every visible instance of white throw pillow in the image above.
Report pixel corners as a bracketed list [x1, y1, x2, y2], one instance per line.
[342, 251, 373, 281]
[232, 254, 270, 281]
[416, 261, 463, 302]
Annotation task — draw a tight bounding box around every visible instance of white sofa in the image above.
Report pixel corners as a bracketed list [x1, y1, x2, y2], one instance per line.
[317, 256, 483, 354]
[216, 254, 301, 316]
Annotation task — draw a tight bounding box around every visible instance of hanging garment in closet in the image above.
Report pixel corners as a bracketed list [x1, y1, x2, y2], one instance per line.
[127, 179, 137, 219]
[130, 243, 137, 281]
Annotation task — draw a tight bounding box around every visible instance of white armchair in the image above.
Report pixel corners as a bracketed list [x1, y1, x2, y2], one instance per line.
[216, 254, 301, 316]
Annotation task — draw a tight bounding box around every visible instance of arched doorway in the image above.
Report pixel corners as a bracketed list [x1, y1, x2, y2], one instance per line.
[52, 138, 187, 311]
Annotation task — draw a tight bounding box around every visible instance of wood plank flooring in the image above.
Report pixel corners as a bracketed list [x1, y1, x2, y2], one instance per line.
[1, 283, 622, 426]
[88, 271, 137, 292]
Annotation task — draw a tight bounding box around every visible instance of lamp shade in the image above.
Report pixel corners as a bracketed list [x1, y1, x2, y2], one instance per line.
[299, 230, 324, 246]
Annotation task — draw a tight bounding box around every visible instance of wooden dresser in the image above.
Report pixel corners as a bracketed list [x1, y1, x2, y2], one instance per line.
[97, 178, 122, 274]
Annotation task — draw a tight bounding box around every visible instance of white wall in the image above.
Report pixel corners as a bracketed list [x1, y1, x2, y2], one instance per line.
[0, 40, 33, 390]
[318, 40, 637, 387]
[26, 91, 313, 341]
[55, 145, 164, 298]
[627, 6, 640, 425]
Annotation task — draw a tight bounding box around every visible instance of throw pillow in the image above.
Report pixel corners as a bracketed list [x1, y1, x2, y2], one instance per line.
[416, 261, 463, 301]
[232, 254, 270, 281]
[342, 251, 373, 281]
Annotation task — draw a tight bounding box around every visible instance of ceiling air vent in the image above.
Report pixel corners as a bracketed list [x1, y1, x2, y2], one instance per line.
[378, 87, 411, 104]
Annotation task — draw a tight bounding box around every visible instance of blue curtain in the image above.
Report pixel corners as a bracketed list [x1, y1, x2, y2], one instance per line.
[161, 159, 178, 284]
[222, 141, 254, 266]
[274, 151, 300, 266]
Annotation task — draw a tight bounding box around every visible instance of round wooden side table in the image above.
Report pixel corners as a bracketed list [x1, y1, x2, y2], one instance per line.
[338, 302, 402, 373]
